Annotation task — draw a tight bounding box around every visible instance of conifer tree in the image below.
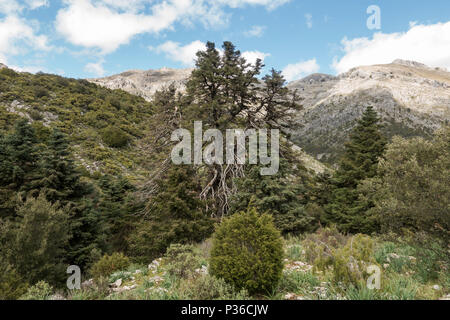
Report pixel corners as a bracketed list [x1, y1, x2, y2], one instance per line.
[129, 165, 214, 262]
[98, 175, 137, 253]
[230, 157, 316, 234]
[325, 106, 386, 233]
[181, 41, 300, 217]
[36, 128, 90, 203]
[0, 120, 42, 218]
[33, 128, 105, 267]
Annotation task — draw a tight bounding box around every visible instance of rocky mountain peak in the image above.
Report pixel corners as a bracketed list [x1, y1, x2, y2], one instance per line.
[292, 73, 337, 85]
[88, 67, 193, 101]
[391, 59, 431, 69]
[287, 61, 450, 163]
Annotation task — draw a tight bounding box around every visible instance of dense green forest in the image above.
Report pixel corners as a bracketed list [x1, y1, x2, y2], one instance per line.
[0, 42, 448, 300]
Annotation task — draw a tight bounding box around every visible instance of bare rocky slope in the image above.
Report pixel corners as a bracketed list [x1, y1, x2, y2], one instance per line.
[88, 67, 193, 102]
[88, 60, 450, 163]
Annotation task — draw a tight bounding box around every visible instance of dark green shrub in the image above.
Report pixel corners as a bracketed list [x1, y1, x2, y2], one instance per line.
[89, 253, 130, 280]
[209, 208, 284, 295]
[109, 97, 122, 110]
[0, 194, 70, 287]
[29, 109, 43, 121]
[33, 86, 49, 98]
[128, 165, 214, 263]
[55, 76, 70, 87]
[0, 263, 28, 300]
[101, 126, 130, 148]
[371, 127, 450, 241]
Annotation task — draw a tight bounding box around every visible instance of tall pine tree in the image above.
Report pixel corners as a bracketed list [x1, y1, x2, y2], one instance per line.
[36, 128, 90, 203]
[0, 120, 42, 218]
[181, 41, 300, 217]
[325, 106, 386, 233]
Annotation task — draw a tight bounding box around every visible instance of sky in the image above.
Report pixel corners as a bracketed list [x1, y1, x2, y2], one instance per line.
[1, 0, 449, 81]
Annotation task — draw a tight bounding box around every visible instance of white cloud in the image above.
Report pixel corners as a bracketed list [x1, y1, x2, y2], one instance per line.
[152, 40, 270, 67]
[55, 0, 232, 54]
[0, 15, 50, 64]
[10, 64, 46, 73]
[241, 50, 270, 65]
[25, 0, 49, 10]
[152, 40, 206, 66]
[244, 25, 265, 38]
[215, 0, 290, 11]
[282, 58, 319, 81]
[0, 0, 48, 13]
[0, 0, 22, 14]
[332, 21, 450, 74]
[99, 0, 147, 12]
[409, 21, 418, 28]
[84, 59, 105, 76]
[56, 0, 173, 54]
[305, 13, 312, 29]
[55, 0, 290, 54]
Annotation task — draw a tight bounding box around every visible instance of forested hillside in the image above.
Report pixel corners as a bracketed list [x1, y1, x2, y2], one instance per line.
[0, 42, 448, 301]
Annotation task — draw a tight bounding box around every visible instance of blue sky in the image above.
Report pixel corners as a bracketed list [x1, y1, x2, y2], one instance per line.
[1, 0, 449, 80]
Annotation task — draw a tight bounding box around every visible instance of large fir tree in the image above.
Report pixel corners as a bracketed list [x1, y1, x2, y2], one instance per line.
[0, 120, 42, 218]
[36, 128, 90, 203]
[325, 106, 386, 233]
[180, 41, 300, 217]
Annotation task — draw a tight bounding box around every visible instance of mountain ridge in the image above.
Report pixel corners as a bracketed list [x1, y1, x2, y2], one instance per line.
[87, 59, 450, 163]
[287, 60, 450, 162]
[88, 67, 193, 102]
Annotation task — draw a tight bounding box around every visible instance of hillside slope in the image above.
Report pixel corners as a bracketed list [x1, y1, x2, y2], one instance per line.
[0, 66, 327, 178]
[0, 67, 155, 181]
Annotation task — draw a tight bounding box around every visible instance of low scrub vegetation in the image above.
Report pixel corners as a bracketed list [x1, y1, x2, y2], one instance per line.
[15, 228, 448, 300]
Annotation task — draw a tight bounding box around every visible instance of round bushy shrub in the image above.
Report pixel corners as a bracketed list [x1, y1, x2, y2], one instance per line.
[101, 126, 130, 148]
[89, 252, 130, 280]
[209, 208, 284, 295]
[33, 86, 49, 98]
